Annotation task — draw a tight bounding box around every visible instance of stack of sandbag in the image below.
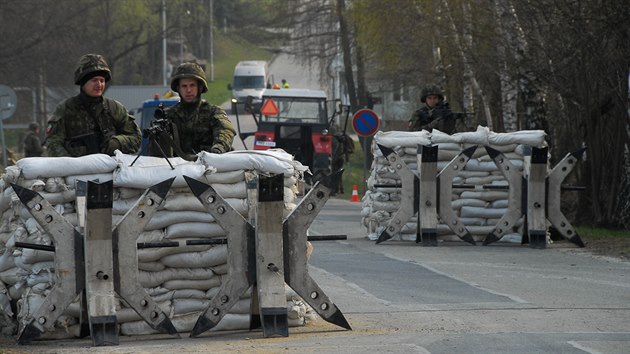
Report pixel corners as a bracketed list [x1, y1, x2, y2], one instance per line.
[362, 126, 547, 243]
[0, 149, 315, 339]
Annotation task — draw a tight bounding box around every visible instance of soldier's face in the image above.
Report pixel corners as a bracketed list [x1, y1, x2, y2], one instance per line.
[425, 95, 440, 108]
[83, 76, 106, 98]
[178, 78, 199, 103]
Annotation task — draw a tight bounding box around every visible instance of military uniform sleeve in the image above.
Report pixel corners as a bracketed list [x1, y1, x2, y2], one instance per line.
[110, 102, 141, 154]
[209, 107, 236, 153]
[45, 104, 71, 157]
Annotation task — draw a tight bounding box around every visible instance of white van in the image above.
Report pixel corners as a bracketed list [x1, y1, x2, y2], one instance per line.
[227, 61, 272, 106]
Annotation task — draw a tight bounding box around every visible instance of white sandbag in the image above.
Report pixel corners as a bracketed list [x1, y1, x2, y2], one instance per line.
[19, 247, 55, 264]
[13, 178, 46, 192]
[464, 175, 506, 185]
[460, 206, 508, 219]
[488, 129, 546, 147]
[374, 130, 432, 148]
[17, 154, 117, 179]
[120, 313, 250, 336]
[0, 251, 15, 272]
[204, 169, 246, 184]
[211, 263, 228, 275]
[138, 267, 215, 289]
[199, 149, 305, 176]
[145, 211, 215, 231]
[138, 261, 166, 272]
[116, 187, 143, 200]
[165, 222, 226, 239]
[459, 217, 487, 226]
[38, 189, 76, 205]
[208, 181, 247, 199]
[113, 197, 141, 215]
[451, 198, 489, 210]
[491, 199, 509, 208]
[0, 267, 19, 286]
[65, 173, 113, 188]
[160, 245, 228, 268]
[114, 161, 208, 189]
[161, 193, 205, 212]
[369, 200, 400, 213]
[460, 190, 509, 201]
[171, 298, 249, 316]
[138, 244, 212, 263]
[431, 125, 490, 147]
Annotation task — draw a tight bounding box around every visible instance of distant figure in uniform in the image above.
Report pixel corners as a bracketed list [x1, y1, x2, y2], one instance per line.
[45, 54, 141, 157]
[23, 122, 44, 157]
[408, 84, 455, 134]
[281, 79, 290, 89]
[149, 62, 235, 159]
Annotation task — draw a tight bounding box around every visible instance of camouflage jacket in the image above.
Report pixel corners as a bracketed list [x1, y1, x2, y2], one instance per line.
[45, 93, 141, 157]
[408, 102, 455, 134]
[154, 99, 236, 157]
[23, 131, 43, 157]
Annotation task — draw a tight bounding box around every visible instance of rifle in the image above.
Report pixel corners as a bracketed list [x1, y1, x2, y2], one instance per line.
[65, 133, 102, 155]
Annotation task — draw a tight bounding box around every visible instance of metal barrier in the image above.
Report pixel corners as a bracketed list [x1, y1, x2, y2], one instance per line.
[374, 144, 585, 248]
[12, 173, 350, 346]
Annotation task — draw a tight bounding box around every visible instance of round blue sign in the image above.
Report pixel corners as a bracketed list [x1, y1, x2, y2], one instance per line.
[352, 109, 380, 137]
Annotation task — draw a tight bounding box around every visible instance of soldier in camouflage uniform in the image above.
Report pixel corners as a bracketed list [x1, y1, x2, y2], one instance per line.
[149, 62, 235, 159]
[45, 54, 141, 157]
[408, 85, 455, 134]
[23, 122, 44, 157]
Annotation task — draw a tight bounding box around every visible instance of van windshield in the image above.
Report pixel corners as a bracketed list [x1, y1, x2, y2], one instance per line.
[233, 76, 265, 90]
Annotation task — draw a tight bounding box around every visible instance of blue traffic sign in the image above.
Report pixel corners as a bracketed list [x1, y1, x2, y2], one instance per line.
[352, 109, 380, 137]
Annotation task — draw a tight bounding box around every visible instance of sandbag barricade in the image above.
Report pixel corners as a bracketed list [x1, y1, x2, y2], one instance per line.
[0, 149, 335, 343]
[363, 126, 585, 248]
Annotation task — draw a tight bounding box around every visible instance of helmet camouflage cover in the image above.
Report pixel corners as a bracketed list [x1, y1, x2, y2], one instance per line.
[171, 62, 208, 93]
[74, 54, 111, 85]
[420, 85, 444, 103]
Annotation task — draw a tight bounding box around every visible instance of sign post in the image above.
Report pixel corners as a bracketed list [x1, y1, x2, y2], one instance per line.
[352, 109, 380, 194]
[0, 85, 18, 169]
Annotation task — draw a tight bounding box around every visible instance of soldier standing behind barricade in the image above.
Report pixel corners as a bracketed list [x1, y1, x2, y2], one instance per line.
[408, 84, 456, 134]
[45, 54, 141, 157]
[148, 62, 235, 159]
[23, 122, 44, 157]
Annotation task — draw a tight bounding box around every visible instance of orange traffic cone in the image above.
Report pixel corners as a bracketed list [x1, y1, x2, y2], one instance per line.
[350, 185, 360, 202]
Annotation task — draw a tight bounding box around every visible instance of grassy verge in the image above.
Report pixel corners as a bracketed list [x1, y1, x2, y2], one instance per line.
[575, 227, 630, 259]
[203, 32, 274, 106]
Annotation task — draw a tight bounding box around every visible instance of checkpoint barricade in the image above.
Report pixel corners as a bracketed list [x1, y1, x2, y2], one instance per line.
[0, 151, 350, 346]
[365, 128, 585, 248]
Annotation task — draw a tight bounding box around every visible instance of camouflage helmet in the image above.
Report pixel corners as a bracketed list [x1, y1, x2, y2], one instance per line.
[74, 54, 112, 86]
[420, 85, 444, 103]
[170, 62, 208, 94]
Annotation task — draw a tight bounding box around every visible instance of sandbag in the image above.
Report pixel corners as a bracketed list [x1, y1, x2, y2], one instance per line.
[17, 154, 117, 179]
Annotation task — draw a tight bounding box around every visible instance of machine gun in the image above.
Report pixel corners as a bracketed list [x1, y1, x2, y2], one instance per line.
[130, 104, 196, 169]
[433, 101, 474, 122]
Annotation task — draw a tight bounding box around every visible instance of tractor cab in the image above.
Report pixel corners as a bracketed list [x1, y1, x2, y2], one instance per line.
[233, 88, 341, 186]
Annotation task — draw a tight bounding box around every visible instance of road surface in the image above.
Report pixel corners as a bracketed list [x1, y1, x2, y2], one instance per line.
[7, 197, 630, 354]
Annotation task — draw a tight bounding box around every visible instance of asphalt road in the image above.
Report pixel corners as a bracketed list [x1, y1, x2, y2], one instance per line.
[4, 196, 630, 354]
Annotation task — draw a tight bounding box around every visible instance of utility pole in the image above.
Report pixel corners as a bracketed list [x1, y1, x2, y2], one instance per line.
[162, 0, 168, 86]
[209, 0, 214, 81]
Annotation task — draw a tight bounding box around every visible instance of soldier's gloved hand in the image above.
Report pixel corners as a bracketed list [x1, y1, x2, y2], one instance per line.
[104, 137, 121, 155]
[210, 147, 222, 154]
